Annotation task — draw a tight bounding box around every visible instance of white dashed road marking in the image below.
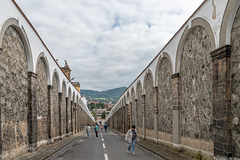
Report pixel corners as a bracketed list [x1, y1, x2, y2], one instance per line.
[103, 143, 106, 149]
[104, 153, 109, 160]
[78, 139, 84, 143]
[102, 133, 109, 160]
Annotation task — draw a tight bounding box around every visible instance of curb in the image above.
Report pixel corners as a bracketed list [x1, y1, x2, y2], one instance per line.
[43, 136, 82, 160]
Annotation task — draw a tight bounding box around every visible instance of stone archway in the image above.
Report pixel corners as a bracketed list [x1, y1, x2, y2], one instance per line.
[180, 26, 213, 142]
[61, 81, 67, 136]
[144, 71, 154, 137]
[35, 57, 49, 144]
[136, 82, 143, 135]
[67, 88, 72, 134]
[52, 72, 60, 138]
[0, 25, 29, 158]
[131, 88, 136, 127]
[157, 56, 173, 138]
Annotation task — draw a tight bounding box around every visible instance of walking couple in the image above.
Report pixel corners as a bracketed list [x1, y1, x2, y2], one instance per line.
[86, 123, 99, 139]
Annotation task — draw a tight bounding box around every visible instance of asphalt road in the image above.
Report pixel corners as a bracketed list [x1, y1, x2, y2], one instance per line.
[56, 129, 164, 160]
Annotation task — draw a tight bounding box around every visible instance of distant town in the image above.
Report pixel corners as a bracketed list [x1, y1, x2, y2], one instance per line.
[87, 100, 114, 124]
[81, 87, 127, 124]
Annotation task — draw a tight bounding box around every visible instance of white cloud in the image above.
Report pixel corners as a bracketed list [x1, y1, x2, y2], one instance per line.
[15, 0, 204, 91]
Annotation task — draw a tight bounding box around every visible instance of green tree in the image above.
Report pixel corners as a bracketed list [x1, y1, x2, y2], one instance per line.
[96, 102, 104, 109]
[91, 110, 97, 120]
[101, 111, 106, 119]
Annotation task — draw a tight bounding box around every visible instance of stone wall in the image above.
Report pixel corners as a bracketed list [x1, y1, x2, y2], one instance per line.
[180, 26, 212, 141]
[61, 83, 66, 135]
[52, 73, 59, 138]
[137, 83, 142, 129]
[72, 94, 75, 133]
[1, 26, 29, 157]
[145, 73, 154, 130]
[67, 89, 71, 134]
[157, 57, 173, 134]
[131, 91, 135, 127]
[36, 58, 48, 143]
[231, 6, 240, 157]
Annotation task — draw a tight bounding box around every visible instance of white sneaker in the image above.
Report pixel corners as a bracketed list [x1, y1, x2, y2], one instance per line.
[133, 153, 135, 155]
[127, 150, 130, 154]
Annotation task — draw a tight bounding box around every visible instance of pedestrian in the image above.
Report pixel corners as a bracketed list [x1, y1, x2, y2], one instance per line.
[86, 124, 91, 138]
[94, 123, 99, 139]
[101, 124, 103, 132]
[104, 123, 108, 132]
[125, 125, 138, 155]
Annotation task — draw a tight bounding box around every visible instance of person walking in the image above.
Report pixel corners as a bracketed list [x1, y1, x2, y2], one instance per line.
[94, 123, 99, 139]
[104, 123, 108, 132]
[125, 125, 138, 155]
[86, 124, 91, 138]
[100, 124, 103, 132]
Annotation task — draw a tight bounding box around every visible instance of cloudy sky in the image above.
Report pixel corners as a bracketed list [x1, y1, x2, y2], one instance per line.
[15, 0, 204, 91]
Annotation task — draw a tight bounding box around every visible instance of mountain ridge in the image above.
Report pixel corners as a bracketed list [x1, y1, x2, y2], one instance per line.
[81, 87, 127, 103]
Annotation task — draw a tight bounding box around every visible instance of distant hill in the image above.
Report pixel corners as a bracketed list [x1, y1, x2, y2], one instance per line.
[81, 87, 127, 103]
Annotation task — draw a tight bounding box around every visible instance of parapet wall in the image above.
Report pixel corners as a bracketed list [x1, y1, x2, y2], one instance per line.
[0, 0, 95, 159]
[107, 0, 240, 159]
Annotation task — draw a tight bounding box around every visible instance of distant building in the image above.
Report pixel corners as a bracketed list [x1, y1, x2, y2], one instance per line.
[89, 101, 100, 105]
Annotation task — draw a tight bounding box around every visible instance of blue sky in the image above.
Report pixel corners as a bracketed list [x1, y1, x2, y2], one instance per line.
[15, 0, 204, 91]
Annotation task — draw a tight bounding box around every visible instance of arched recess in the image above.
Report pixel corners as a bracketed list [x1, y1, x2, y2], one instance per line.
[143, 69, 154, 95]
[52, 69, 61, 92]
[143, 70, 154, 133]
[76, 95, 79, 132]
[67, 87, 72, 133]
[136, 80, 143, 134]
[52, 71, 60, 137]
[61, 80, 67, 135]
[0, 17, 31, 156]
[220, 0, 240, 47]
[230, 5, 240, 157]
[126, 91, 131, 129]
[35, 52, 51, 85]
[35, 53, 49, 143]
[0, 18, 33, 72]
[156, 53, 173, 135]
[131, 87, 136, 127]
[155, 53, 173, 87]
[175, 17, 216, 73]
[178, 18, 214, 141]
[72, 92, 75, 133]
[126, 91, 130, 104]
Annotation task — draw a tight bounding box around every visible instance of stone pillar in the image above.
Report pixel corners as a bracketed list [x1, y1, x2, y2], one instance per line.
[142, 95, 146, 139]
[153, 87, 158, 141]
[47, 85, 53, 142]
[66, 97, 69, 134]
[135, 99, 138, 129]
[58, 93, 62, 137]
[172, 73, 181, 144]
[27, 72, 38, 151]
[211, 45, 233, 158]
